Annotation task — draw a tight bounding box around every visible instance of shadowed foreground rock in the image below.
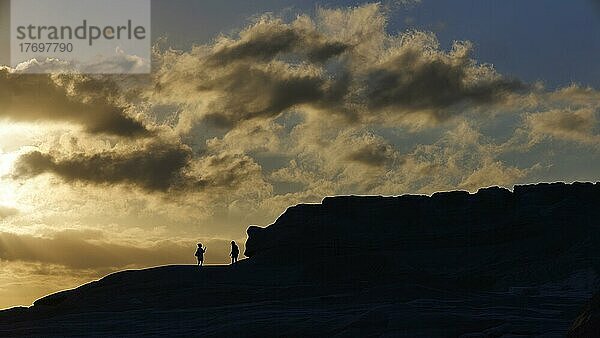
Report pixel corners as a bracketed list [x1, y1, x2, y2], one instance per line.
[1, 182, 599, 337]
[568, 292, 600, 337]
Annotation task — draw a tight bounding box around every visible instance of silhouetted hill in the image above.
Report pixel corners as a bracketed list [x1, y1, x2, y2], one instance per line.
[568, 291, 600, 337]
[246, 182, 600, 290]
[1, 182, 599, 337]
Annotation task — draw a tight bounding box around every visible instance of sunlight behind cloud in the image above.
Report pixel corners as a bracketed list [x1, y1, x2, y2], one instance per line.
[0, 122, 48, 152]
[0, 151, 19, 208]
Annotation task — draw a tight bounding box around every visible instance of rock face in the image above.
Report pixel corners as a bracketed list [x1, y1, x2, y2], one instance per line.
[568, 291, 600, 337]
[246, 182, 600, 290]
[1, 182, 600, 337]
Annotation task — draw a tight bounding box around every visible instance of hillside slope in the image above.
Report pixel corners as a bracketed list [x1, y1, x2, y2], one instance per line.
[1, 182, 599, 337]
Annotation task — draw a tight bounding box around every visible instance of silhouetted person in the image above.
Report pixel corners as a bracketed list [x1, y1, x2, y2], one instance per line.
[230, 241, 239, 264]
[195, 243, 206, 267]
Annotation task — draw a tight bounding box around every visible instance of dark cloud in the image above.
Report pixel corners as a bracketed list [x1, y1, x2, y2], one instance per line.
[363, 47, 524, 121]
[0, 69, 150, 137]
[346, 143, 397, 167]
[307, 41, 349, 63]
[207, 19, 349, 66]
[196, 152, 262, 188]
[151, 11, 369, 131]
[12, 142, 262, 192]
[526, 108, 599, 144]
[154, 16, 354, 130]
[13, 143, 192, 192]
[200, 62, 330, 128]
[541, 111, 594, 132]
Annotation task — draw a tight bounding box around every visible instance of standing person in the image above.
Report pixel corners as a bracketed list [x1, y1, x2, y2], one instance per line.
[230, 241, 239, 264]
[195, 243, 206, 267]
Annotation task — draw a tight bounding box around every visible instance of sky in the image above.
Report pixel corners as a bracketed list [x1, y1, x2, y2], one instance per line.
[0, 0, 599, 309]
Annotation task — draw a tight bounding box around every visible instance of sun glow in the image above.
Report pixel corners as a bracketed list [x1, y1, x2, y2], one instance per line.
[0, 151, 22, 209]
[0, 121, 71, 210]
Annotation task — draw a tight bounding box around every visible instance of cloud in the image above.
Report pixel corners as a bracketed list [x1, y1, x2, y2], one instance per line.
[345, 143, 396, 167]
[545, 84, 600, 108]
[151, 12, 355, 131]
[12, 142, 191, 192]
[413, 122, 535, 192]
[525, 108, 600, 145]
[0, 67, 150, 137]
[77, 49, 151, 74]
[342, 133, 399, 167]
[394, 0, 422, 6]
[12, 140, 267, 193]
[267, 127, 400, 196]
[345, 122, 534, 194]
[0, 205, 18, 219]
[362, 36, 524, 122]
[155, 52, 345, 131]
[200, 62, 333, 128]
[261, 115, 541, 201]
[152, 4, 524, 133]
[458, 160, 532, 191]
[189, 151, 265, 190]
[206, 16, 349, 65]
